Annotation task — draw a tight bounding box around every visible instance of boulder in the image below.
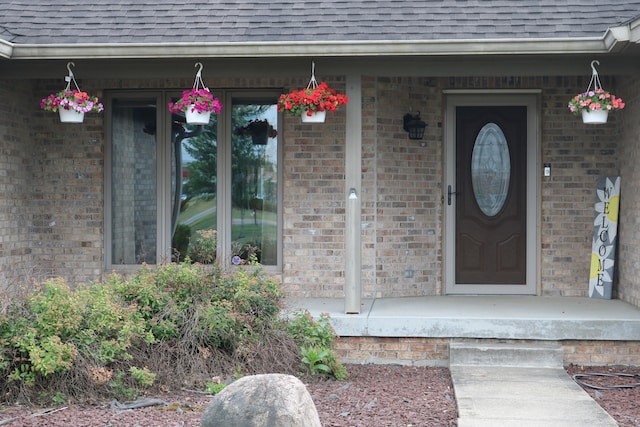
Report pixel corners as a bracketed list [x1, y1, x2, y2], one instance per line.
[200, 373, 322, 427]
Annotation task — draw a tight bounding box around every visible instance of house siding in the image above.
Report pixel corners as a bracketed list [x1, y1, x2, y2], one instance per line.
[0, 72, 635, 302]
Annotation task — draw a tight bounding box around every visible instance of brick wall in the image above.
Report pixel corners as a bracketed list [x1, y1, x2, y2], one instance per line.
[540, 76, 621, 296]
[280, 76, 349, 297]
[364, 76, 443, 298]
[28, 80, 105, 285]
[0, 79, 34, 293]
[334, 336, 640, 367]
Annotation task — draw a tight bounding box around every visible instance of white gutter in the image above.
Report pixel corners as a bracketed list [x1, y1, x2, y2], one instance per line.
[0, 39, 13, 59]
[4, 35, 629, 60]
[605, 16, 640, 46]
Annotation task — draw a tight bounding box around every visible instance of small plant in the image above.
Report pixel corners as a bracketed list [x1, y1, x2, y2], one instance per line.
[129, 366, 156, 388]
[287, 311, 347, 380]
[300, 346, 331, 376]
[109, 370, 139, 400]
[205, 381, 227, 395]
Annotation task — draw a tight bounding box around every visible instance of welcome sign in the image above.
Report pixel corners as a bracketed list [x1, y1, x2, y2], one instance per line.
[589, 176, 620, 299]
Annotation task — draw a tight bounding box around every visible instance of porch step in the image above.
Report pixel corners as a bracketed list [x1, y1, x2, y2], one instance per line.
[449, 340, 563, 368]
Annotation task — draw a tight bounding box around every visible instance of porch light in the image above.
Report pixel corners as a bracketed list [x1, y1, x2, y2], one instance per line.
[403, 112, 427, 141]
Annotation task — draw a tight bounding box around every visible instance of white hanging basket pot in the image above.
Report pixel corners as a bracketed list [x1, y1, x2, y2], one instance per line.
[58, 108, 85, 123]
[569, 60, 625, 124]
[185, 106, 211, 124]
[40, 62, 103, 123]
[581, 109, 608, 124]
[301, 110, 326, 123]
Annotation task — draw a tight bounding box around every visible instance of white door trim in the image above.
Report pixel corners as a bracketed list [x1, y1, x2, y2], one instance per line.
[444, 91, 541, 295]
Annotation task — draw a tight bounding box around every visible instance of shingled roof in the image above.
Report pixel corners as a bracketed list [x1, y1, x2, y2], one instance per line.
[1, 0, 639, 59]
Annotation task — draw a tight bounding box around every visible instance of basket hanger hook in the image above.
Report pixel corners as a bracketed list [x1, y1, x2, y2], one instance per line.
[64, 61, 80, 91]
[192, 62, 208, 91]
[588, 60, 602, 91]
[307, 60, 318, 89]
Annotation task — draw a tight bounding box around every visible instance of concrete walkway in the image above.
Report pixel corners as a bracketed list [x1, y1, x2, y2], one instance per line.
[450, 341, 617, 426]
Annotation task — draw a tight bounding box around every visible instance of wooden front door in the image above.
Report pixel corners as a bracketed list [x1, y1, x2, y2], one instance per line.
[455, 106, 527, 286]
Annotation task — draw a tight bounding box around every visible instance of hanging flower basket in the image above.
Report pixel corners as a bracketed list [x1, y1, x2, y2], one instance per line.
[277, 61, 348, 123]
[168, 62, 222, 124]
[40, 62, 103, 123]
[235, 119, 277, 145]
[568, 60, 625, 124]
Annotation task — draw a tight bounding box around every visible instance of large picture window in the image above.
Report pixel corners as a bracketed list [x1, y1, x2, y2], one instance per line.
[105, 90, 282, 271]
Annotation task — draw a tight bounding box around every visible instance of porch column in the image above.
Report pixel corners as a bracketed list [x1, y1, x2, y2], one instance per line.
[344, 74, 362, 314]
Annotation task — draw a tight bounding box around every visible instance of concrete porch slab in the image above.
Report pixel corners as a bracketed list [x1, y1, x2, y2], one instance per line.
[284, 296, 640, 341]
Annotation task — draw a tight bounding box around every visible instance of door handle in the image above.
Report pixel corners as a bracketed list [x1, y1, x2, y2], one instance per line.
[447, 185, 458, 206]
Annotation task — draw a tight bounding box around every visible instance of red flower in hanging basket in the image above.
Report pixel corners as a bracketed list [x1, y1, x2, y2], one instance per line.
[278, 82, 348, 117]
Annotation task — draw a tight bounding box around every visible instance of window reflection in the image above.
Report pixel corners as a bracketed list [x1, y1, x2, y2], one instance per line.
[231, 102, 279, 265]
[172, 111, 218, 263]
[111, 99, 158, 264]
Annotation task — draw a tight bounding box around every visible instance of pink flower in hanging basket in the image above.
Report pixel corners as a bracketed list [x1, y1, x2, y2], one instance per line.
[40, 90, 104, 114]
[168, 88, 222, 114]
[568, 89, 625, 115]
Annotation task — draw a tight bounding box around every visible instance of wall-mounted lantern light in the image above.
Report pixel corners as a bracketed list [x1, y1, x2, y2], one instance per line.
[403, 112, 427, 141]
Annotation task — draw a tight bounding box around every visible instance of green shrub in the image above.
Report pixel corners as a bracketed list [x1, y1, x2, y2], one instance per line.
[1, 278, 146, 384]
[0, 261, 293, 404]
[287, 311, 347, 380]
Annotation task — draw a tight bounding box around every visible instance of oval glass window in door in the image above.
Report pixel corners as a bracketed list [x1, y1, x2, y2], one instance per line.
[471, 123, 510, 217]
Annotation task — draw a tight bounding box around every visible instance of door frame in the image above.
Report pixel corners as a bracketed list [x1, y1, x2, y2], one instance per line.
[443, 90, 541, 295]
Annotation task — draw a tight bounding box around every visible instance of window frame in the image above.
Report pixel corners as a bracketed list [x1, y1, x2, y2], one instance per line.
[104, 89, 283, 273]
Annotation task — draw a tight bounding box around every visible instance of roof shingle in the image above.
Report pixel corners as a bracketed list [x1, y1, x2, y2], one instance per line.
[1, 0, 639, 45]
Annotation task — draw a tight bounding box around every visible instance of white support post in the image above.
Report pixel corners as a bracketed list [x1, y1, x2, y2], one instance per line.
[344, 74, 362, 314]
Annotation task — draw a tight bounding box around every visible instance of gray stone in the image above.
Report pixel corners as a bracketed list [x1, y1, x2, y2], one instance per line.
[200, 373, 322, 427]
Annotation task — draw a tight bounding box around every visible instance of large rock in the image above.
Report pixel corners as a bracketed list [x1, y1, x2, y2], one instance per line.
[200, 373, 322, 427]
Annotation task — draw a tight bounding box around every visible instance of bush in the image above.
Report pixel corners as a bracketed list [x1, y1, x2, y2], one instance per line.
[0, 262, 293, 404]
[0, 263, 345, 405]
